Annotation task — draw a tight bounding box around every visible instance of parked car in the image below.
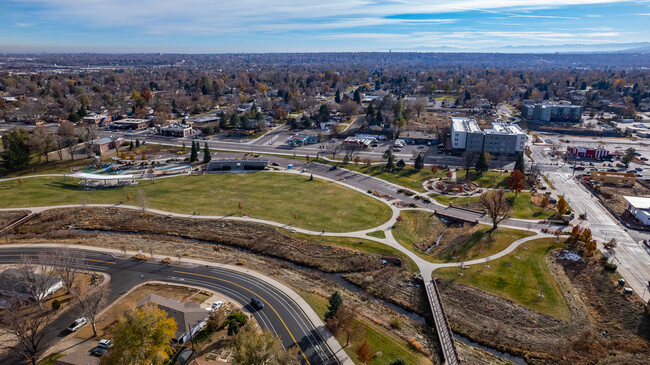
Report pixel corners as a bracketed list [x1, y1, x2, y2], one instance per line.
[209, 301, 224, 311]
[393, 147, 401, 152]
[575, 166, 586, 171]
[251, 297, 264, 310]
[91, 339, 113, 357]
[329, 138, 337, 143]
[329, 165, 337, 171]
[641, 157, 649, 161]
[271, 162, 280, 166]
[67, 317, 88, 332]
[544, 139, 552, 144]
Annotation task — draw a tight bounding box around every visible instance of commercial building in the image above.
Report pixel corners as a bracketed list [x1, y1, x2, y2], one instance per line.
[521, 100, 582, 123]
[590, 170, 635, 186]
[137, 294, 208, 344]
[112, 118, 149, 130]
[343, 137, 373, 149]
[160, 124, 193, 138]
[624, 196, 650, 226]
[400, 131, 438, 145]
[87, 137, 124, 155]
[287, 134, 319, 147]
[566, 146, 609, 159]
[82, 114, 112, 126]
[450, 117, 526, 154]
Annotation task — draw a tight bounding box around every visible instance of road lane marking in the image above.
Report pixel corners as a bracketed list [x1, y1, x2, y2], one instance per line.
[174, 270, 311, 364]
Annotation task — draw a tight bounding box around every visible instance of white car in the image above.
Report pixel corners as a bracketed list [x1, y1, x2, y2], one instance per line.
[67, 317, 88, 332]
[208, 301, 224, 311]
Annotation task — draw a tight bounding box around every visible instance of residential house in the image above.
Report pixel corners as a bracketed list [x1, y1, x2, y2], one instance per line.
[137, 294, 209, 344]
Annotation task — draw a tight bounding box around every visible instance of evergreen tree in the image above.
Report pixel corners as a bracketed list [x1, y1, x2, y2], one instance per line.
[335, 89, 341, 104]
[514, 153, 525, 174]
[353, 88, 361, 104]
[190, 141, 198, 162]
[324, 291, 343, 322]
[385, 153, 395, 172]
[414, 154, 424, 171]
[475, 152, 491, 174]
[366, 103, 376, 121]
[203, 142, 211, 164]
[135, 139, 140, 148]
[396, 159, 406, 170]
[1, 128, 31, 171]
[376, 110, 384, 124]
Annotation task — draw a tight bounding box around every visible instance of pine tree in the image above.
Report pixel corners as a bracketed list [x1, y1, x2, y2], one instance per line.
[335, 89, 341, 104]
[414, 154, 424, 171]
[203, 142, 211, 164]
[353, 89, 361, 104]
[514, 153, 525, 174]
[324, 291, 342, 322]
[396, 159, 406, 170]
[135, 139, 140, 148]
[190, 141, 198, 162]
[475, 152, 491, 174]
[385, 153, 395, 172]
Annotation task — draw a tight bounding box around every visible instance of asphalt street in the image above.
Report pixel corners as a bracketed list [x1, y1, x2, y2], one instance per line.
[0, 247, 337, 365]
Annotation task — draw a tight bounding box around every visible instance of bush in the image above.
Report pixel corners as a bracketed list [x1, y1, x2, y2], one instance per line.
[223, 311, 248, 327]
[51, 299, 61, 311]
[408, 203, 417, 207]
[132, 253, 149, 261]
[161, 257, 172, 264]
[603, 262, 618, 271]
[389, 317, 402, 329]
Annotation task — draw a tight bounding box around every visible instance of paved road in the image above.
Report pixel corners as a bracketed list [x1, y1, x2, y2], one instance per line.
[0, 247, 338, 365]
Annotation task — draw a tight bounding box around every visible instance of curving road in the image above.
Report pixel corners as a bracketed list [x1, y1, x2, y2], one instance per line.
[0, 247, 339, 365]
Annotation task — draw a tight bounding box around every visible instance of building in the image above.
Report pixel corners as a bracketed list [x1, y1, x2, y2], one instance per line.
[450, 117, 526, 154]
[400, 131, 438, 145]
[287, 134, 319, 147]
[521, 100, 583, 123]
[137, 294, 208, 344]
[343, 137, 372, 149]
[82, 114, 112, 126]
[0, 269, 63, 301]
[160, 124, 193, 138]
[87, 137, 124, 155]
[590, 170, 635, 186]
[624, 196, 650, 225]
[566, 146, 609, 159]
[112, 118, 149, 130]
[206, 159, 268, 171]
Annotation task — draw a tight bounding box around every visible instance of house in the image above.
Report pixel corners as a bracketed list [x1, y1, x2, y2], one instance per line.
[53, 351, 100, 365]
[160, 124, 193, 138]
[137, 294, 209, 344]
[88, 137, 124, 155]
[0, 268, 63, 301]
[624, 196, 650, 225]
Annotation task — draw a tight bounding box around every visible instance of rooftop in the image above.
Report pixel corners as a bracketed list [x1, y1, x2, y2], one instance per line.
[451, 117, 480, 133]
[486, 123, 526, 135]
[137, 294, 208, 339]
[624, 196, 650, 210]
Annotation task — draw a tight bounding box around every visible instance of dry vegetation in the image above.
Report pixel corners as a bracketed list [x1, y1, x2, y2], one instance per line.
[0, 210, 29, 229]
[598, 181, 650, 216]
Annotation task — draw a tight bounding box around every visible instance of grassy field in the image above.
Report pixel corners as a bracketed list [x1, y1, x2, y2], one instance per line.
[292, 232, 419, 272]
[300, 291, 431, 365]
[0, 173, 392, 232]
[433, 192, 556, 219]
[2, 157, 96, 178]
[434, 94, 458, 101]
[392, 210, 533, 262]
[331, 164, 447, 192]
[366, 230, 386, 239]
[435, 238, 570, 319]
[458, 170, 529, 189]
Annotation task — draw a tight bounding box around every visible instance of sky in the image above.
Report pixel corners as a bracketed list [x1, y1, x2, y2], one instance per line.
[1, 0, 650, 53]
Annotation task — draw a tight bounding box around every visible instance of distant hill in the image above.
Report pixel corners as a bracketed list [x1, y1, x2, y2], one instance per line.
[396, 42, 650, 54]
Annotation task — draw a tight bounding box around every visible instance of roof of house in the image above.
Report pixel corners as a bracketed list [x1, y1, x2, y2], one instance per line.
[0, 268, 62, 297]
[624, 196, 650, 210]
[137, 294, 208, 339]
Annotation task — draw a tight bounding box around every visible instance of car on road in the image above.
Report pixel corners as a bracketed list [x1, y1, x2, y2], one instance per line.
[124, 132, 133, 136]
[251, 297, 264, 310]
[393, 147, 401, 152]
[642, 157, 649, 161]
[329, 138, 337, 143]
[544, 139, 552, 144]
[209, 301, 224, 311]
[608, 168, 617, 172]
[575, 166, 586, 171]
[67, 317, 88, 332]
[271, 162, 280, 166]
[329, 165, 337, 171]
[91, 339, 113, 357]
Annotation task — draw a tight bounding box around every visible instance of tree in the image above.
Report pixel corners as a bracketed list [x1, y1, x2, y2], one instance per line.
[207, 307, 227, 331]
[136, 189, 148, 212]
[414, 154, 424, 171]
[189, 140, 198, 162]
[340, 101, 358, 120]
[10, 253, 62, 309]
[81, 124, 99, 157]
[324, 291, 342, 322]
[335, 89, 341, 104]
[557, 195, 568, 216]
[431, 165, 438, 174]
[0, 298, 57, 365]
[353, 88, 361, 104]
[203, 142, 212, 164]
[390, 360, 406, 365]
[356, 339, 374, 365]
[514, 153, 525, 174]
[396, 159, 406, 170]
[1, 127, 31, 171]
[72, 280, 108, 337]
[621, 147, 636, 167]
[326, 304, 361, 347]
[52, 247, 85, 294]
[29, 126, 55, 162]
[385, 153, 395, 172]
[105, 304, 177, 365]
[478, 188, 510, 230]
[231, 327, 300, 365]
[507, 169, 525, 197]
[461, 151, 477, 180]
[475, 152, 492, 174]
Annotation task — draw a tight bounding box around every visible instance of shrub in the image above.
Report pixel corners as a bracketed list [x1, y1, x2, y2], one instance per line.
[51, 299, 61, 310]
[603, 262, 617, 271]
[223, 311, 248, 327]
[408, 203, 417, 207]
[132, 253, 148, 261]
[389, 317, 402, 329]
[161, 257, 172, 264]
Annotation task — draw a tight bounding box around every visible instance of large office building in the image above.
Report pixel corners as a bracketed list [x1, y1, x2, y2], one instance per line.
[450, 117, 526, 154]
[521, 100, 583, 123]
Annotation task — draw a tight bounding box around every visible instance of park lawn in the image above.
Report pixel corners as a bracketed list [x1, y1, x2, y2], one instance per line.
[436, 226, 534, 262]
[434, 94, 457, 101]
[299, 291, 431, 365]
[432, 192, 556, 219]
[0, 172, 392, 232]
[366, 230, 386, 239]
[2, 157, 97, 178]
[392, 210, 446, 261]
[336, 165, 447, 192]
[463, 170, 527, 189]
[435, 238, 570, 319]
[292, 232, 419, 272]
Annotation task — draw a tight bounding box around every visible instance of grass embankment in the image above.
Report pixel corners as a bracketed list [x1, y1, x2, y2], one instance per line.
[292, 233, 419, 273]
[330, 165, 447, 192]
[393, 210, 534, 262]
[300, 291, 431, 365]
[2, 157, 96, 178]
[0, 173, 392, 232]
[435, 238, 570, 319]
[541, 174, 556, 190]
[433, 192, 556, 219]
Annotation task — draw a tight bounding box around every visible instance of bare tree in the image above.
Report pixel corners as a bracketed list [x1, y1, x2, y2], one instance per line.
[10, 253, 61, 309]
[52, 247, 86, 294]
[82, 124, 99, 157]
[324, 143, 342, 159]
[478, 188, 511, 230]
[0, 298, 57, 365]
[57, 122, 79, 161]
[325, 304, 361, 347]
[136, 189, 149, 212]
[72, 281, 109, 337]
[339, 101, 358, 121]
[461, 151, 477, 180]
[28, 126, 55, 162]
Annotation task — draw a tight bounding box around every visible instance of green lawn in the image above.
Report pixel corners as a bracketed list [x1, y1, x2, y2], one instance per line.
[0, 173, 392, 232]
[366, 230, 386, 239]
[332, 165, 447, 192]
[433, 192, 557, 219]
[434, 94, 458, 101]
[300, 291, 431, 365]
[435, 238, 570, 319]
[541, 174, 556, 190]
[2, 157, 96, 178]
[392, 211, 533, 262]
[292, 232, 419, 272]
[458, 170, 528, 189]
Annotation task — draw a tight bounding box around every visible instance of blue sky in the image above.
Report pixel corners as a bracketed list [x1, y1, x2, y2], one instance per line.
[1, 0, 650, 52]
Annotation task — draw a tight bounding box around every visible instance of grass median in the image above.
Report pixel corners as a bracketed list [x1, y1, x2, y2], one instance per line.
[435, 238, 570, 319]
[0, 172, 392, 232]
